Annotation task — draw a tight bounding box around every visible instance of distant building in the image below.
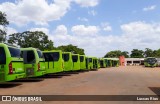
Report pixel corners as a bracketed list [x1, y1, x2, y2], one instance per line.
[125, 58, 145, 66]
[109, 56, 145, 66]
[105, 57, 160, 66]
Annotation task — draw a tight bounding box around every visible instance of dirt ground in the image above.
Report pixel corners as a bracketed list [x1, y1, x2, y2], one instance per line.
[1, 66, 160, 104]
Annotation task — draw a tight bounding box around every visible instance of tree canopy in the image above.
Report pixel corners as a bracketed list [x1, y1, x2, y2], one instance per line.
[144, 48, 154, 57]
[130, 49, 144, 58]
[104, 48, 160, 58]
[8, 31, 54, 51]
[152, 49, 160, 58]
[104, 50, 129, 58]
[57, 44, 85, 55]
[0, 11, 9, 42]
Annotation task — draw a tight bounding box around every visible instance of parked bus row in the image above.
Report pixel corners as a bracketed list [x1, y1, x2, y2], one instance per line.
[0, 43, 101, 82]
[99, 58, 119, 68]
[0, 43, 121, 82]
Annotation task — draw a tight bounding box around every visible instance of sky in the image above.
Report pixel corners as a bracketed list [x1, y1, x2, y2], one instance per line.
[0, 0, 160, 57]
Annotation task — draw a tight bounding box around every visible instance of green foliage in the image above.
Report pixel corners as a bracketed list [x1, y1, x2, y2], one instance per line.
[0, 11, 9, 26]
[121, 51, 129, 58]
[0, 11, 9, 42]
[57, 44, 85, 55]
[144, 48, 160, 58]
[152, 49, 160, 58]
[104, 50, 129, 58]
[144, 48, 154, 57]
[104, 48, 160, 58]
[130, 49, 144, 58]
[104, 50, 121, 58]
[8, 31, 54, 51]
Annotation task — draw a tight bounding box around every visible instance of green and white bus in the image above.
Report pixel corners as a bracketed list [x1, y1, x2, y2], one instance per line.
[100, 58, 106, 68]
[80, 55, 86, 70]
[0, 43, 25, 82]
[72, 54, 80, 71]
[93, 57, 98, 69]
[144, 57, 157, 67]
[108, 59, 112, 67]
[21, 48, 46, 77]
[62, 52, 73, 72]
[86, 57, 94, 70]
[43, 50, 64, 74]
[98, 59, 101, 68]
[104, 58, 109, 67]
[112, 60, 119, 67]
[104, 58, 119, 67]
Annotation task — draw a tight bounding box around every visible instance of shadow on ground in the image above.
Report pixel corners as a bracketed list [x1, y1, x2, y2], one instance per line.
[0, 83, 22, 88]
[149, 87, 160, 95]
[13, 78, 44, 82]
[78, 70, 90, 73]
[38, 74, 64, 79]
[89, 69, 98, 71]
[63, 72, 80, 74]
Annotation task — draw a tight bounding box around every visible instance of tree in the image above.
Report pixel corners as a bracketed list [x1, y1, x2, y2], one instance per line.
[104, 50, 129, 58]
[153, 50, 157, 57]
[121, 51, 129, 58]
[8, 31, 54, 51]
[144, 48, 154, 57]
[57, 44, 85, 55]
[153, 49, 160, 58]
[0, 11, 9, 42]
[130, 49, 144, 58]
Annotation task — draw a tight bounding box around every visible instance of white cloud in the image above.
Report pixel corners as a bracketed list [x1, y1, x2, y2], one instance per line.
[4, 21, 160, 58]
[143, 5, 156, 11]
[54, 25, 68, 35]
[74, 0, 99, 7]
[78, 17, 89, 22]
[49, 22, 160, 57]
[6, 27, 17, 35]
[101, 23, 112, 31]
[119, 21, 160, 51]
[51, 25, 106, 57]
[29, 28, 49, 35]
[103, 26, 112, 31]
[0, 0, 71, 26]
[71, 25, 100, 36]
[0, 0, 100, 26]
[120, 21, 154, 36]
[0, 26, 5, 32]
[0, 26, 17, 35]
[88, 10, 97, 16]
[50, 25, 76, 46]
[0, 27, 17, 41]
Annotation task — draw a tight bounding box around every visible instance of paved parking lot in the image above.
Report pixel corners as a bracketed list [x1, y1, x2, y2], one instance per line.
[1, 66, 160, 104]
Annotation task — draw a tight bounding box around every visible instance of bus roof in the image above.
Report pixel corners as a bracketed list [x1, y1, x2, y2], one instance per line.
[43, 50, 62, 53]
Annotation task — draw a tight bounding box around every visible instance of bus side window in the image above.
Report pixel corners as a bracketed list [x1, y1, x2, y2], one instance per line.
[43, 53, 49, 61]
[48, 53, 53, 61]
[43, 53, 53, 62]
[0, 47, 6, 64]
[52, 52, 59, 61]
